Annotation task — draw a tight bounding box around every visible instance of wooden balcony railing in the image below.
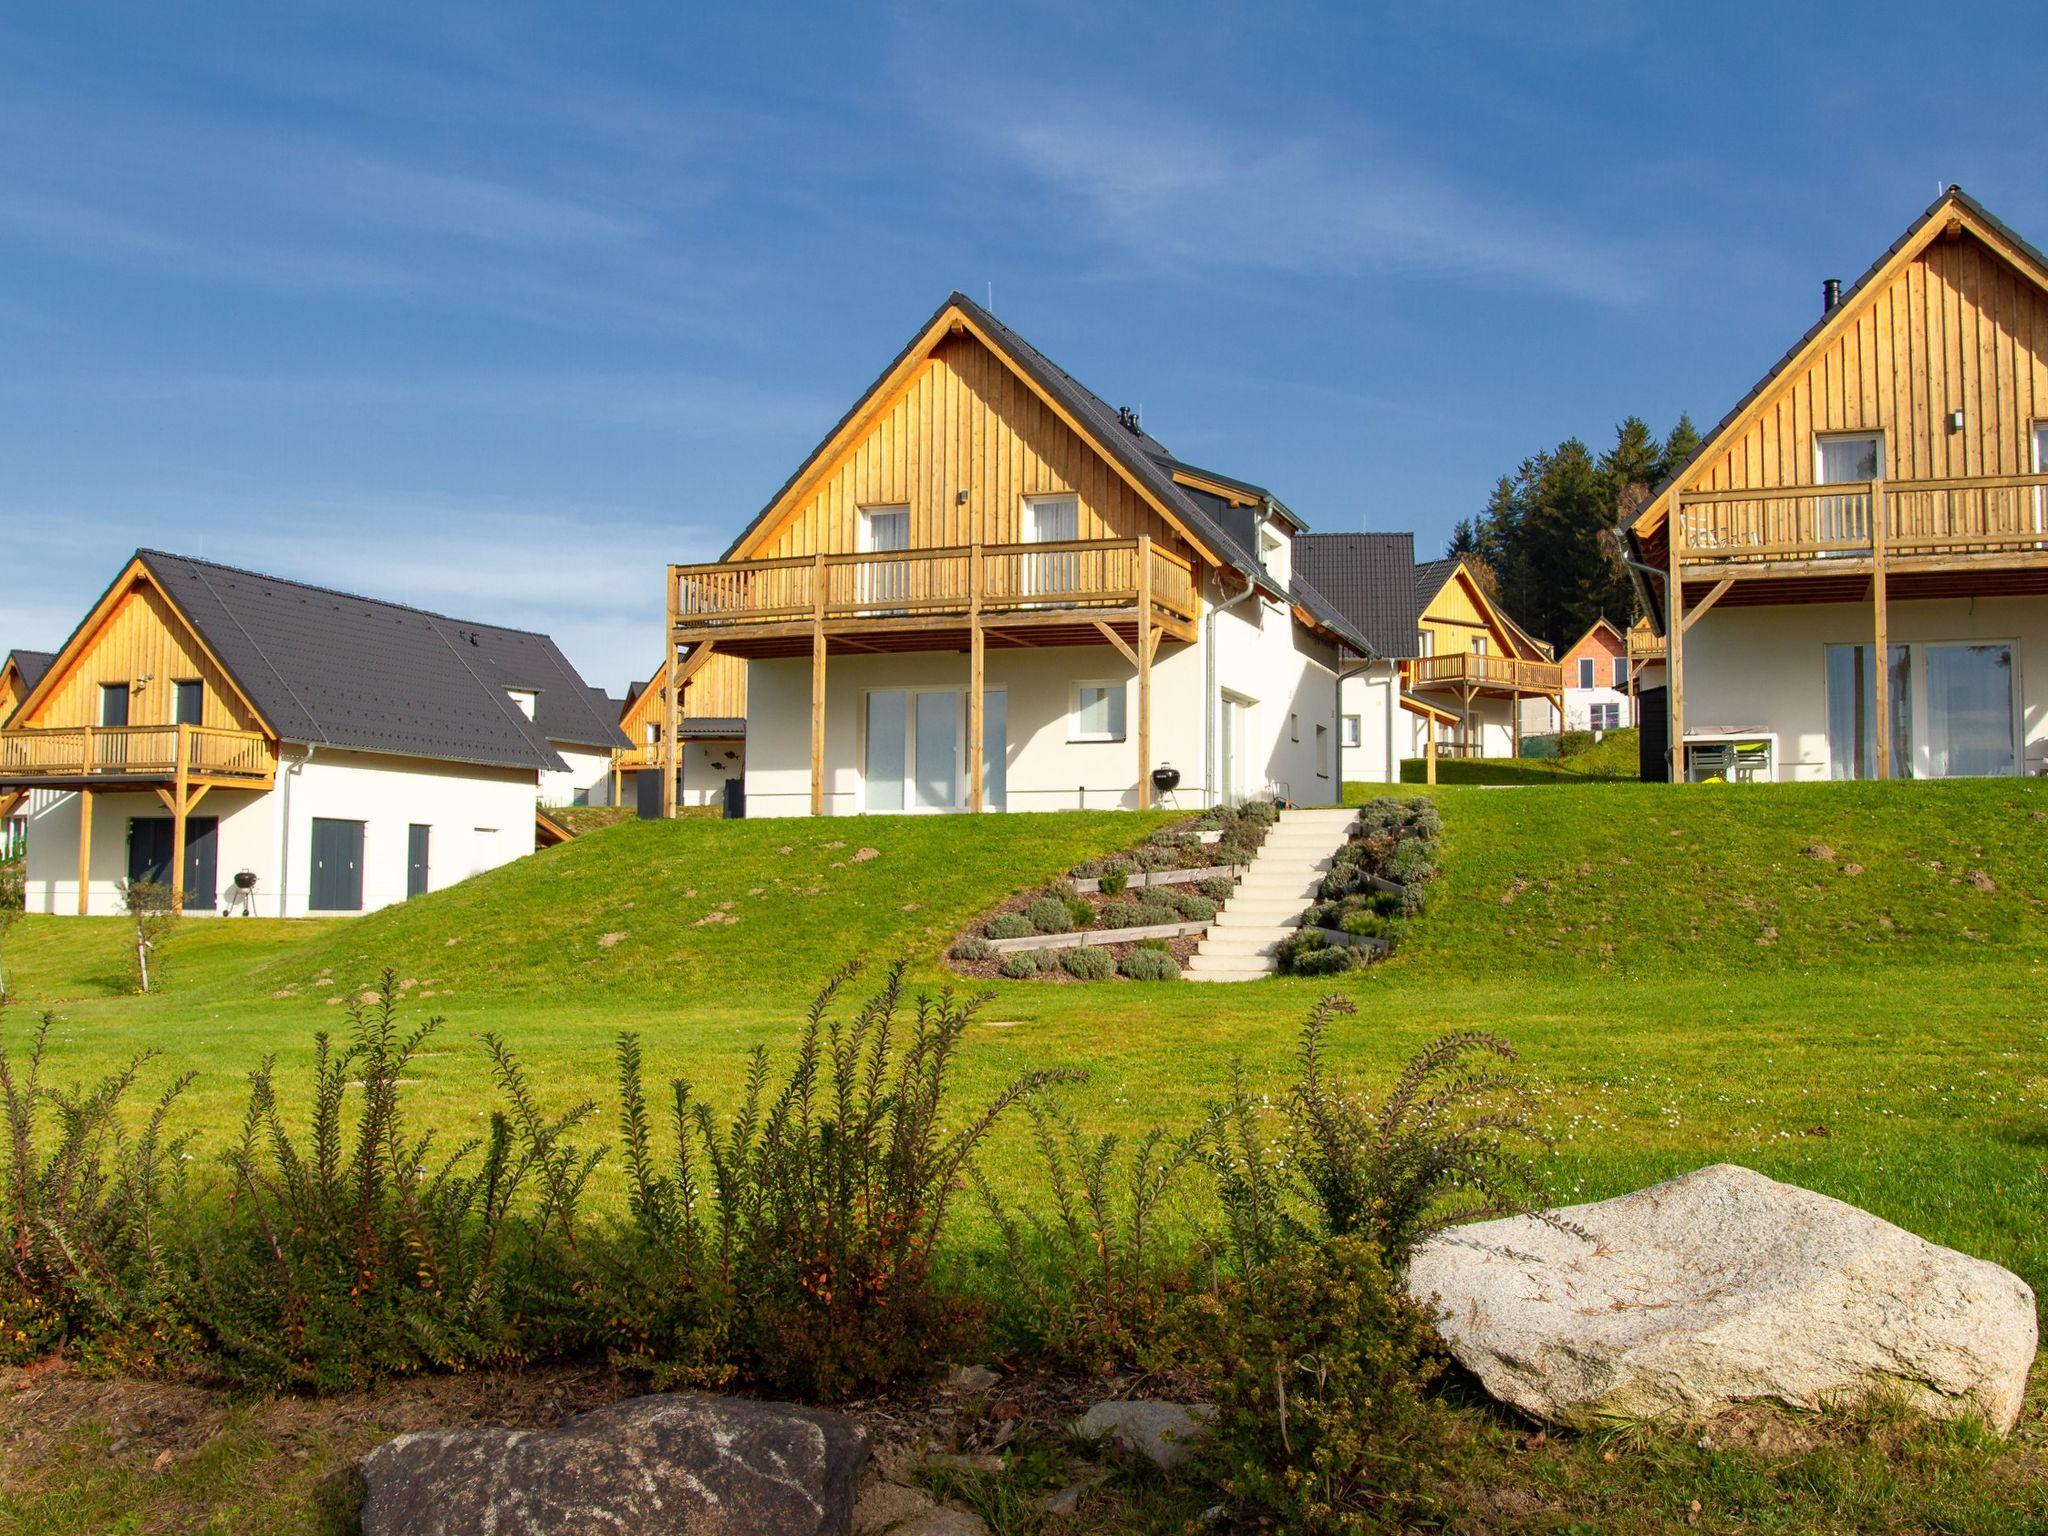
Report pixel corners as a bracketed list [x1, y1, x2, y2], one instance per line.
[1628, 632, 1667, 663]
[670, 537, 1200, 635]
[1673, 472, 2048, 569]
[0, 724, 275, 783]
[1405, 653, 1563, 695]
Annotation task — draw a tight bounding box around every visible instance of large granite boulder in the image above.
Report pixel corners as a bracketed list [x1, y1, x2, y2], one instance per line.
[1072, 1400, 1214, 1472]
[360, 1393, 869, 1535]
[1406, 1164, 2037, 1434]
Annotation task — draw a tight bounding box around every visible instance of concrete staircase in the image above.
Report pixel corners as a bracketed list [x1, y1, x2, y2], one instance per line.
[1184, 807, 1359, 982]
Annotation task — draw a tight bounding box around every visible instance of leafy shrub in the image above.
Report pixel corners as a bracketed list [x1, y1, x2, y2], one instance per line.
[1119, 948, 1179, 981]
[1241, 799, 1280, 826]
[1060, 946, 1114, 981]
[951, 934, 995, 963]
[1096, 901, 1146, 929]
[1393, 881, 1434, 919]
[1045, 877, 1079, 902]
[1288, 1002, 1554, 1262]
[1098, 867, 1130, 897]
[985, 913, 1033, 940]
[1404, 797, 1443, 839]
[999, 951, 1043, 980]
[1172, 1235, 1455, 1534]
[1172, 891, 1217, 922]
[1317, 864, 1366, 903]
[1066, 897, 1097, 929]
[1138, 895, 1179, 926]
[0, 859, 21, 1003]
[973, 1096, 1201, 1366]
[1338, 909, 1391, 939]
[1131, 844, 1176, 873]
[1198, 875, 1234, 903]
[1291, 946, 1357, 976]
[1382, 843, 1437, 888]
[1024, 896, 1073, 934]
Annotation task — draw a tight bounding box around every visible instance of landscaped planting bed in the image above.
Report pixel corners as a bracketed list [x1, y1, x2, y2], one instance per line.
[947, 801, 1279, 982]
[1277, 795, 1441, 975]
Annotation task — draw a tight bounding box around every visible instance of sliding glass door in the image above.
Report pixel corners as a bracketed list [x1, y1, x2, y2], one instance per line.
[864, 688, 1007, 811]
[1922, 644, 2016, 777]
[1825, 644, 1910, 780]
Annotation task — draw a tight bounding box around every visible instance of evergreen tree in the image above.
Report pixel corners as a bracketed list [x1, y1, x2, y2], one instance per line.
[1659, 413, 1702, 481]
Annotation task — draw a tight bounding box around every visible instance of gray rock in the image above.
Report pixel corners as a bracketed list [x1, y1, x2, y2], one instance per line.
[891, 1511, 986, 1536]
[1036, 1472, 1106, 1515]
[360, 1393, 868, 1535]
[943, 1364, 1001, 1392]
[1072, 1400, 1213, 1472]
[1406, 1164, 2038, 1434]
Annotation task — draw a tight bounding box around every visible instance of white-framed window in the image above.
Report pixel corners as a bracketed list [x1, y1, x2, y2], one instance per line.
[2032, 422, 2048, 532]
[1340, 714, 1361, 748]
[1070, 681, 1126, 742]
[1611, 655, 1628, 688]
[1590, 702, 1620, 731]
[1816, 432, 1884, 545]
[1023, 493, 1080, 598]
[1259, 525, 1290, 585]
[1315, 723, 1329, 777]
[1471, 634, 1488, 656]
[858, 504, 912, 607]
[1418, 631, 1435, 658]
[1577, 657, 1594, 690]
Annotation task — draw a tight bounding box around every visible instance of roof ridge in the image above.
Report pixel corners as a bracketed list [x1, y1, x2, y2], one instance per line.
[136, 547, 560, 640]
[175, 556, 328, 742]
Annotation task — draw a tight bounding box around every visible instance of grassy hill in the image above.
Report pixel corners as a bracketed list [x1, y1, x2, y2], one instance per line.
[1400, 725, 1639, 783]
[5, 781, 2045, 1312]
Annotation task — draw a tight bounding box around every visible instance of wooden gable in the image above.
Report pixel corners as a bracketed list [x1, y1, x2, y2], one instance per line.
[622, 646, 747, 745]
[1420, 564, 1548, 662]
[1636, 193, 2048, 546]
[738, 319, 1202, 566]
[18, 561, 266, 734]
[0, 662, 25, 725]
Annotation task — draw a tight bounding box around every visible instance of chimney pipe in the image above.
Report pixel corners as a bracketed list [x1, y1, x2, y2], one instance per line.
[1822, 278, 1842, 314]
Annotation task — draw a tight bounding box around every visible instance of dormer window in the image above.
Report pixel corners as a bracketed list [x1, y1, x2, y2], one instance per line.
[1258, 525, 1290, 587]
[507, 687, 537, 720]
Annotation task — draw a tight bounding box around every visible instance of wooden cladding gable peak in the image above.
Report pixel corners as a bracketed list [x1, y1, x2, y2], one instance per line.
[624, 646, 747, 738]
[18, 563, 267, 736]
[1635, 192, 2048, 542]
[729, 305, 1211, 572]
[1421, 564, 1549, 662]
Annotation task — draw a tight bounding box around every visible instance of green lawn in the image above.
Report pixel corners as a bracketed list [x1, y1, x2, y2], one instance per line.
[4, 781, 2045, 1531]
[1401, 724, 1641, 783]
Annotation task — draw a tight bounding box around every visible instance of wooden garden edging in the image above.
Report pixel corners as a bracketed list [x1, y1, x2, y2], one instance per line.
[1302, 925, 1389, 955]
[1071, 863, 1238, 894]
[985, 919, 1211, 955]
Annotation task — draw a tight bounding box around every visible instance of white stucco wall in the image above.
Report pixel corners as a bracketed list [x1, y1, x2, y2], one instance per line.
[1680, 596, 2048, 781]
[738, 581, 1344, 818]
[541, 743, 616, 807]
[1336, 660, 1401, 785]
[24, 748, 543, 916]
[1404, 693, 1519, 759]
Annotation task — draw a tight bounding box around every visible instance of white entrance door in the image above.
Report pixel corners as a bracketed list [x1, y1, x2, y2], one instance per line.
[859, 505, 911, 609]
[1219, 694, 1247, 805]
[865, 689, 968, 812]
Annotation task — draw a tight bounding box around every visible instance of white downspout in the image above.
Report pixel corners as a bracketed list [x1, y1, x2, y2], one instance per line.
[276, 745, 314, 917]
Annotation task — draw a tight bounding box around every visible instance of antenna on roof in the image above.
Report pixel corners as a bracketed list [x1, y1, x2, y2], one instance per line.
[1117, 404, 1142, 435]
[986, 281, 994, 310]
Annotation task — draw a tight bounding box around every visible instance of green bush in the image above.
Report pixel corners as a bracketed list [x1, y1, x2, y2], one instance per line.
[1138, 895, 1179, 925]
[1045, 877, 1079, 902]
[1173, 891, 1218, 921]
[1096, 901, 1146, 929]
[1172, 1236, 1456, 1534]
[1066, 897, 1097, 929]
[1119, 948, 1180, 981]
[1024, 896, 1073, 934]
[1197, 875, 1234, 903]
[1338, 909, 1390, 939]
[951, 934, 995, 962]
[1383, 843, 1437, 888]
[1060, 946, 1115, 981]
[985, 913, 1033, 940]
[999, 950, 1043, 980]
[1098, 867, 1130, 896]
[1291, 946, 1357, 976]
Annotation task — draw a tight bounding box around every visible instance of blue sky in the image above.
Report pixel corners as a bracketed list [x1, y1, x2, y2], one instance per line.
[3, 1, 2041, 691]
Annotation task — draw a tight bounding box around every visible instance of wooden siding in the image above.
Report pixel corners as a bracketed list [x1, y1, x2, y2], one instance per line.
[0, 665, 23, 725]
[21, 578, 261, 734]
[621, 648, 747, 746]
[1420, 568, 1539, 661]
[1683, 228, 2048, 497]
[749, 332, 1197, 565]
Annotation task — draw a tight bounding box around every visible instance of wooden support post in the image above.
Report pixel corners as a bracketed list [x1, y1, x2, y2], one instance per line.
[661, 576, 679, 819]
[1667, 496, 1686, 783]
[810, 551, 828, 817]
[968, 538, 984, 813]
[171, 723, 190, 911]
[1136, 535, 1153, 810]
[1872, 476, 1891, 781]
[75, 787, 91, 916]
[1425, 715, 1438, 785]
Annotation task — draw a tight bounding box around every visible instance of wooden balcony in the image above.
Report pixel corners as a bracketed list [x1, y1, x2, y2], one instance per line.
[1404, 652, 1564, 699]
[668, 537, 1200, 658]
[1672, 473, 2048, 579]
[0, 724, 276, 789]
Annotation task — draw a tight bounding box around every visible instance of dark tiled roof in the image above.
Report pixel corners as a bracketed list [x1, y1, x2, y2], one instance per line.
[722, 291, 1370, 653]
[135, 551, 628, 771]
[1294, 533, 1418, 658]
[677, 716, 745, 739]
[7, 649, 55, 690]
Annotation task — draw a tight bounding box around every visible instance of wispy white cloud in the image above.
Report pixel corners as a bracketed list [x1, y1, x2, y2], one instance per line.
[989, 103, 1644, 305]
